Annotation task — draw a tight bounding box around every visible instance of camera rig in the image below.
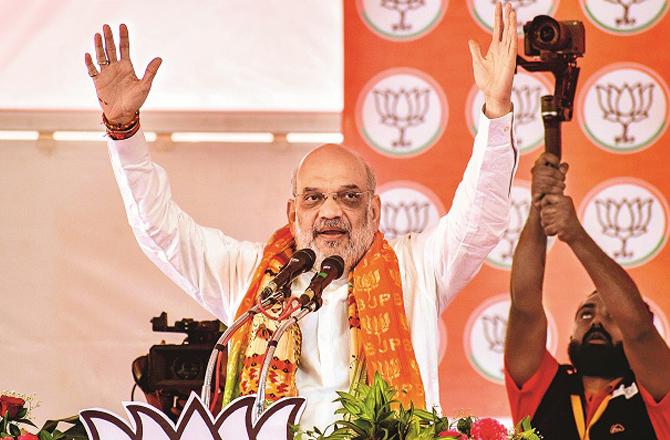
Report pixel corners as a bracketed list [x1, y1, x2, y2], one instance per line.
[132, 312, 225, 421]
[516, 15, 585, 159]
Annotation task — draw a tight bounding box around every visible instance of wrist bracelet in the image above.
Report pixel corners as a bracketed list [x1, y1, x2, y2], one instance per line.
[103, 112, 141, 140]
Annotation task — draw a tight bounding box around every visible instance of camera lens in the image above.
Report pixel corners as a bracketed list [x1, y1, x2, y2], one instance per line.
[539, 25, 557, 44]
[526, 15, 572, 53]
[172, 357, 201, 380]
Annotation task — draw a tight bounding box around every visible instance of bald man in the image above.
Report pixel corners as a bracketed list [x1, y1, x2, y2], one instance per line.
[88, 3, 520, 431]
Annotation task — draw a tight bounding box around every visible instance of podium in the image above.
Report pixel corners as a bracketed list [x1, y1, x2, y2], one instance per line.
[80, 393, 306, 440]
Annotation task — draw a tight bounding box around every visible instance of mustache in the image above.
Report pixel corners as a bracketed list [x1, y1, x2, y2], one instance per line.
[583, 325, 613, 345]
[312, 218, 352, 235]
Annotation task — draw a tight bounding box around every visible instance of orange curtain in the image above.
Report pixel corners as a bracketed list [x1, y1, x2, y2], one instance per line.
[343, 0, 670, 417]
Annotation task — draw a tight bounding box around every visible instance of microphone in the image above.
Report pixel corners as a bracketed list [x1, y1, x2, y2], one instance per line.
[299, 255, 345, 307]
[260, 248, 316, 300]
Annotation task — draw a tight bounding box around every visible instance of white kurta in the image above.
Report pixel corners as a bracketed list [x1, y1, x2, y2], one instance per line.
[107, 110, 517, 431]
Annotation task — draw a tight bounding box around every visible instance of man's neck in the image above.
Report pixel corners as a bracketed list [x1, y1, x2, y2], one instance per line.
[582, 375, 623, 396]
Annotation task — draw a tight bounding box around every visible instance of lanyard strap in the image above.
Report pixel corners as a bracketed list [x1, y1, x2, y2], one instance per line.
[570, 394, 612, 440]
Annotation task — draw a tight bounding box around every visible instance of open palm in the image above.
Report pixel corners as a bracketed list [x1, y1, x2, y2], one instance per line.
[85, 24, 162, 125]
[468, 2, 517, 118]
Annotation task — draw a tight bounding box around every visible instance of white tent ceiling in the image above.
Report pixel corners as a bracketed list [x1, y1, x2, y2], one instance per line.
[0, 0, 343, 112]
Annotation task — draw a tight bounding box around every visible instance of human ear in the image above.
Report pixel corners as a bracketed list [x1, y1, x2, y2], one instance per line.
[371, 194, 381, 229]
[287, 199, 297, 236]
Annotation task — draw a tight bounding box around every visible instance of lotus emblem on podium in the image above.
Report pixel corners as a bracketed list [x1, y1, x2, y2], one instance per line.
[373, 87, 431, 149]
[596, 82, 654, 145]
[80, 393, 305, 440]
[595, 197, 654, 259]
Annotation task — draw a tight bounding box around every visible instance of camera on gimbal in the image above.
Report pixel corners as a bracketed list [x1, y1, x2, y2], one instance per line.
[132, 312, 225, 420]
[517, 14, 586, 158]
[523, 15, 585, 58]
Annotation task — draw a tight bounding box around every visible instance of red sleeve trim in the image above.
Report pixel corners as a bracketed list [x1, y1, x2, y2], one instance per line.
[504, 349, 559, 423]
[638, 383, 670, 438]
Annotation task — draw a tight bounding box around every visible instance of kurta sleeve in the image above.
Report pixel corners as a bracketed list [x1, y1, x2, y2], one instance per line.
[395, 108, 518, 311]
[107, 129, 263, 325]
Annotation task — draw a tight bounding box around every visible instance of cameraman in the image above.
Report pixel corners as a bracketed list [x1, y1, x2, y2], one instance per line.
[504, 153, 670, 439]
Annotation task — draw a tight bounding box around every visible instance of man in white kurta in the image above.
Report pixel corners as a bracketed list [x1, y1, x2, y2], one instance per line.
[87, 2, 520, 432]
[107, 106, 516, 429]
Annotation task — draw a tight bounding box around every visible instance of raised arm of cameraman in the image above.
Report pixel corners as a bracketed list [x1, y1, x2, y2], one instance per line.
[505, 153, 566, 387]
[540, 192, 670, 402]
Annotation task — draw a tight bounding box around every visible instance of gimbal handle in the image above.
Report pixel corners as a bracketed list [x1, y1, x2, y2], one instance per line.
[516, 54, 581, 160]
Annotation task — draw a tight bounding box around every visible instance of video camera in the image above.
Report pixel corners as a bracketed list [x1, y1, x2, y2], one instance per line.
[132, 312, 225, 420]
[523, 15, 584, 58]
[517, 15, 586, 158]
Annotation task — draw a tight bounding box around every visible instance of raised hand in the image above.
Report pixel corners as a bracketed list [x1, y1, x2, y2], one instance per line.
[468, 2, 517, 118]
[84, 24, 162, 125]
[530, 152, 567, 208]
[539, 194, 585, 243]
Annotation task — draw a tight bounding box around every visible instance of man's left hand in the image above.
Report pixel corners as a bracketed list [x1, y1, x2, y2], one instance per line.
[468, 2, 517, 119]
[539, 194, 586, 244]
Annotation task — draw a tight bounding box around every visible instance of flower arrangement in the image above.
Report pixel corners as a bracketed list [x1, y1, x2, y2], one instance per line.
[0, 393, 85, 440]
[294, 373, 542, 440]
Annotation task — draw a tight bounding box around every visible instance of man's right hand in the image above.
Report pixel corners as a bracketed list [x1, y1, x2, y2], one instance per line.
[530, 152, 568, 209]
[84, 24, 162, 125]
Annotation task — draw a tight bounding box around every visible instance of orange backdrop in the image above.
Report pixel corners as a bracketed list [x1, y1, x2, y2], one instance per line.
[343, 0, 670, 418]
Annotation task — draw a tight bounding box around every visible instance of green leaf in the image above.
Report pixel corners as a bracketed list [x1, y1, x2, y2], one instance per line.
[455, 416, 475, 436]
[17, 408, 28, 420]
[17, 418, 38, 428]
[2, 412, 9, 432]
[39, 430, 54, 440]
[42, 419, 59, 433]
[9, 423, 21, 437]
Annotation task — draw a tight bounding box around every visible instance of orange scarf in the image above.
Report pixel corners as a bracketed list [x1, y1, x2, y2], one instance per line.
[223, 225, 425, 408]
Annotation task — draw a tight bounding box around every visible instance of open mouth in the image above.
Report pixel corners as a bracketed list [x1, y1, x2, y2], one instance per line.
[585, 331, 610, 345]
[315, 228, 349, 239]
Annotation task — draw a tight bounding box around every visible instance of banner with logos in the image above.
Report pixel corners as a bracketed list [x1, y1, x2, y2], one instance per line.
[343, 0, 670, 418]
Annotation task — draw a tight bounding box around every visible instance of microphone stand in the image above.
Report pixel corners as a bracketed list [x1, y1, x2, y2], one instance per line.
[200, 287, 291, 409]
[252, 297, 323, 423]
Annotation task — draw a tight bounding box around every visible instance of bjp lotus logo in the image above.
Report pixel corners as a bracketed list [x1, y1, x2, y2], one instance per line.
[605, 0, 648, 26]
[381, 0, 427, 31]
[482, 314, 507, 353]
[595, 82, 654, 144]
[382, 200, 431, 237]
[513, 84, 542, 128]
[469, 0, 557, 34]
[378, 182, 444, 239]
[581, 178, 669, 267]
[580, 0, 668, 35]
[491, 0, 538, 8]
[356, 0, 448, 41]
[580, 64, 668, 153]
[595, 197, 653, 258]
[357, 68, 448, 158]
[80, 394, 306, 440]
[486, 182, 556, 269]
[500, 197, 531, 260]
[373, 87, 430, 148]
[468, 72, 550, 154]
[465, 295, 558, 384]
